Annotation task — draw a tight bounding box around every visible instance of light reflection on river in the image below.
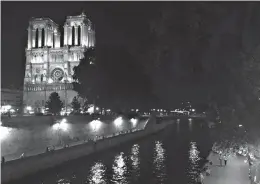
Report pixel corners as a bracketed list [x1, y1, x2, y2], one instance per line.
[87, 162, 107, 184]
[153, 141, 167, 183]
[14, 118, 213, 184]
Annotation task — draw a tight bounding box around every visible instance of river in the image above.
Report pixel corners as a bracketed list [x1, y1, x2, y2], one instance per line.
[13, 118, 213, 184]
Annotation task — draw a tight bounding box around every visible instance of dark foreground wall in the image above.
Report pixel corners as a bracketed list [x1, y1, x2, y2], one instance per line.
[1, 116, 170, 183]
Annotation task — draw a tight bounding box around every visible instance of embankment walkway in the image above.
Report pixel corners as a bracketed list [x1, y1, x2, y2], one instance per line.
[204, 152, 250, 184]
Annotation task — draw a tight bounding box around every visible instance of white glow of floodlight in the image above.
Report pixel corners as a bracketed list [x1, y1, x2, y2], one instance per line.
[88, 106, 95, 114]
[26, 106, 32, 111]
[96, 107, 99, 111]
[48, 78, 53, 84]
[53, 118, 68, 131]
[0, 126, 11, 141]
[136, 109, 139, 112]
[90, 120, 102, 131]
[106, 109, 111, 112]
[192, 109, 195, 112]
[3, 105, 12, 110]
[114, 117, 123, 127]
[239, 124, 243, 127]
[130, 118, 138, 127]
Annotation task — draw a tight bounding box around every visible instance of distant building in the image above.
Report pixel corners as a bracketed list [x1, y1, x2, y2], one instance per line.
[1, 88, 23, 110]
[23, 11, 95, 113]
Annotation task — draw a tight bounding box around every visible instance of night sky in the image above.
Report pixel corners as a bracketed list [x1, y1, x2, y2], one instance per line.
[2, 2, 260, 108]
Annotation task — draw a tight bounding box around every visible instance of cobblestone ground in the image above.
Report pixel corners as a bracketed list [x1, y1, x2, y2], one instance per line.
[204, 152, 250, 184]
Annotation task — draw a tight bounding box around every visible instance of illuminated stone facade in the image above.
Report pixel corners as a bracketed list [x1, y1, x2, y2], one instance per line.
[23, 12, 95, 112]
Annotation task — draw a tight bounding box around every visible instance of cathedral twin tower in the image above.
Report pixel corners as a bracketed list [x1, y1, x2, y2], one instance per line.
[27, 12, 95, 49]
[24, 12, 95, 113]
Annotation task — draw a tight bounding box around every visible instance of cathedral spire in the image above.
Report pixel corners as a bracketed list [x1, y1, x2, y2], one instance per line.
[81, 10, 86, 17]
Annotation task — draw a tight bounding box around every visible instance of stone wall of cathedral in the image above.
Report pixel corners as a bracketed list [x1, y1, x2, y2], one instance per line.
[23, 12, 95, 113]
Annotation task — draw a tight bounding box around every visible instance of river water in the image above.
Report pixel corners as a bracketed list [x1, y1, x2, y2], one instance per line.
[15, 118, 213, 184]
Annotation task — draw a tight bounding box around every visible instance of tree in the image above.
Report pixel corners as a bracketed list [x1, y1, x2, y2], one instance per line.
[71, 96, 81, 113]
[73, 48, 104, 105]
[45, 92, 63, 115]
[73, 46, 156, 112]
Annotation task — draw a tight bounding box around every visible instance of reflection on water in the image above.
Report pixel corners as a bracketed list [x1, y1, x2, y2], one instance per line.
[187, 141, 201, 183]
[153, 141, 167, 183]
[131, 144, 140, 169]
[57, 178, 70, 184]
[130, 144, 140, 181]
[112, 152, 128, 184]
[87, 162, 107, 184]
[188, 118, 193, 132]
[177, 119, 180, 133]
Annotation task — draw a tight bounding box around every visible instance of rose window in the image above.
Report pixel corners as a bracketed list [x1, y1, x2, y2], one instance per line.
[51, 68, 64, 82]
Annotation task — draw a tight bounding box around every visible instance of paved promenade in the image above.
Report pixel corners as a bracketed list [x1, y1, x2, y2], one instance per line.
[204, 152, 250, 184]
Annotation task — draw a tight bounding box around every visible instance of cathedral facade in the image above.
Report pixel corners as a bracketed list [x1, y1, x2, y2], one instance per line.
[23, 12, 95, 113]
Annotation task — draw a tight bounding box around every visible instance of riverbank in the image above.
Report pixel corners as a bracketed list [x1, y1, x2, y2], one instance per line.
[203, 151, 250, 184]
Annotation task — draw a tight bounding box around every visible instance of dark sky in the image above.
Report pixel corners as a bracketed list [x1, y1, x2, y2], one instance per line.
[1, 1, 160, 89]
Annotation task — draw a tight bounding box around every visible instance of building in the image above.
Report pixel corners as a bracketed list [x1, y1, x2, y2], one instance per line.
[23, 12, 95, 113]
[1, 88, 23, 113]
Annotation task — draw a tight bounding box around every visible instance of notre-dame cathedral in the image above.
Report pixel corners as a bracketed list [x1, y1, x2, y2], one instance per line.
[23, 12, 95, 113]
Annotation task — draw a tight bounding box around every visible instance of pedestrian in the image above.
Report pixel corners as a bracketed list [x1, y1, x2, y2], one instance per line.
[219, 155, 222, 166]
[20, 153, 25, 159]
[2, 156, 5, 164]
[46, 147, 49, 153]
[224, 156, 227, 166]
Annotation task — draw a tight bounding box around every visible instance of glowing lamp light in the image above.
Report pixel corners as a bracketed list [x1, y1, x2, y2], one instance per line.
[53, 118, 68, 131]
[26, 106, 32, 111]
[130, 118, 138, 127]
[2, 105, 12, 111]
[114, 117, 123, 127]
[96, 107, 99, 111]
[192, 109, 195, 112]
[0, 126, 11, 141]
[88, 106, 95, 114]
[48, 78, 53, 84]
[90, 120, 102, 131]
[239, 124, 243, 127]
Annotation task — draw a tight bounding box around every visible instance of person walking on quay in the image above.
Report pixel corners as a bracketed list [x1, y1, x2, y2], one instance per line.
[224, 155, 228, 166]
[219, 154, 222, 166]
[1, 156, 5, 164]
